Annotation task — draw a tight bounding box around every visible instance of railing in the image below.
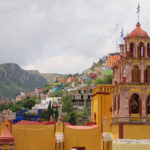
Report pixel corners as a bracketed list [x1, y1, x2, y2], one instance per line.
[112, 116, 150, 124]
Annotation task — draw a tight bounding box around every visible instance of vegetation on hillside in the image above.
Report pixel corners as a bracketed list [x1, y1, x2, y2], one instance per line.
[0, 96, 36, 112]
[0, 63, 47, 100]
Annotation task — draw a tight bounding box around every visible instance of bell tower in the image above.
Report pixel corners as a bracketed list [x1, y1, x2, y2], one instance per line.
[112, 22, 150, 123]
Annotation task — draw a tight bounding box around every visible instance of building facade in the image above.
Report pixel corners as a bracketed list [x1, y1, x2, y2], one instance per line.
[112, 23, 150, 123]
[72, 86, 92, 109]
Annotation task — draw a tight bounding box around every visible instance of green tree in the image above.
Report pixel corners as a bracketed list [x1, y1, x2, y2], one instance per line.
[61, 94, 73, 113]
[50, 90, 64, 97]
[103, 74, 112, 84]
[22, 98, 36, 110]
[41, 110, 49, 121]
[48, 101, 53, 119]
[93, 74, 112, 85]
[41, 102, 58, 121]
[94, 78, 104, 85]
[64, 111, 77, 125]
[54, 107, 59, 121]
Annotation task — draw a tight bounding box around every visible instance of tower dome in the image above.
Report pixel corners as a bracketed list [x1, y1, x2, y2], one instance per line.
[128, 23, 149, 38]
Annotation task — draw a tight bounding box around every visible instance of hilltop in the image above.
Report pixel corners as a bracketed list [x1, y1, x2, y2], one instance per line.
[0, 63, 47, 100]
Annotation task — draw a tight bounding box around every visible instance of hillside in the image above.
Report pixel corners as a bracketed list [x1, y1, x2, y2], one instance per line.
[41, 73, 66, 83]
[0, 63, 47, 100]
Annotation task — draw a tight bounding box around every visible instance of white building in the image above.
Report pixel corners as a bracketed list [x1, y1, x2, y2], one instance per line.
[32, 97, 61, 110]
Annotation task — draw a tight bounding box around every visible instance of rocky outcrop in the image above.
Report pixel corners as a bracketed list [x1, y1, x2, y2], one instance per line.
[0, 63, 47, 100]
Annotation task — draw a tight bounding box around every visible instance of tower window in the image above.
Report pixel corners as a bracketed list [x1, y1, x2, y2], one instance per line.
[130, 94, 139, 114]
[138, 42, 144, 58]
[132, 66, 139, 82]
[130, 43, 134, 57]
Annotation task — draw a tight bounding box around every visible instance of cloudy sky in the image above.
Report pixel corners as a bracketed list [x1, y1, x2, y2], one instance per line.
[0, 0, 150, 74]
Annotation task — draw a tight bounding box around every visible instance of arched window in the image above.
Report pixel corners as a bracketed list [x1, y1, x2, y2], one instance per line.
[147, 95, 150, 114]
[130, 94, 139, 114]
[132, 66, 139, 82]
[138, 42, 144, 57]
[130, 43, 134, 57]
[145, 66, 150, 83]
[147, 43, 150, 57]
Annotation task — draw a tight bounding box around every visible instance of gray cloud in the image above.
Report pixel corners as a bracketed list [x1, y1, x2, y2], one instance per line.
[0, 0, 149, 73]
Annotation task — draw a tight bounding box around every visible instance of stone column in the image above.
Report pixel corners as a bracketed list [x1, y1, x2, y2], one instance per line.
[145, 43, 148, 57]
[142, 91, 147, 122]
[112, 96, 115, 118]
[141, 65, 145, 83]
[135, 42, 138, 57]
[116, 97, 118, 117]
[127, 44, 129, 52]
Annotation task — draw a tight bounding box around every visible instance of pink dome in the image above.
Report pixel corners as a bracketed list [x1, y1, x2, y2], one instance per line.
[128, 23, 149, 38]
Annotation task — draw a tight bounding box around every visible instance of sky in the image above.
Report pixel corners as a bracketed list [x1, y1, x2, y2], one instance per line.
[0, 0, 150, 74]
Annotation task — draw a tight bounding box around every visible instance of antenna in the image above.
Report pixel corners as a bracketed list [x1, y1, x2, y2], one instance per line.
[120, 28, 124, 43]
[116, 24, 119, 52]
[137, 3, 140, 23]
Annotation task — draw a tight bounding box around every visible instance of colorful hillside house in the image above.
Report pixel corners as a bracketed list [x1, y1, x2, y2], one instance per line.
[84, 76, 90, 83]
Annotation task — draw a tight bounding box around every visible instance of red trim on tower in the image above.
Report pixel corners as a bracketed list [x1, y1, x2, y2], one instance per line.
[123, 77, 126, 83]
[119, 124, 123, 139]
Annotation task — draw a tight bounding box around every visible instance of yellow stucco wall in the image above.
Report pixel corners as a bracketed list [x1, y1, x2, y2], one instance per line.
[123, 124, 150, 139]
[91, 85, 113, 125]
[109, 123, 150, 140]
[64, 125, 101, 150]
[12, 125, 55, 150]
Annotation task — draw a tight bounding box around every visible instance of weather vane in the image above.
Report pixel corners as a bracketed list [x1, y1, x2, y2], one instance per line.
[137, 3, 140, 23]
[120, 28, 124, 43]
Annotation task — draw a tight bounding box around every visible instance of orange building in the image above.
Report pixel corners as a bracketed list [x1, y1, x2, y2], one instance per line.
[105, 53, 120, 68]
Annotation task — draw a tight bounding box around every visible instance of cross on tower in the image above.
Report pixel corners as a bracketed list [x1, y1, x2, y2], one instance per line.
[137, 3, 140, 23]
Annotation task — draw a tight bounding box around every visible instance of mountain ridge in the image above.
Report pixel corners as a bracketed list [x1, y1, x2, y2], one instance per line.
[0, 63, 47, 100]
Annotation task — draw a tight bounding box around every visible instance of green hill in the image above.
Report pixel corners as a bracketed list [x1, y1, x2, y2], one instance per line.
[0, 63, 47, 100]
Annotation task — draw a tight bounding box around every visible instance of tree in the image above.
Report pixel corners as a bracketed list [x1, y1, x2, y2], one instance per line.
[41, 110, 49, 121]
[93, 74, 112, 85]
[64, 111, 77, 125]
[22, 98, 36, 110]
[50, 90, 64, 97]
[54, 106, 59, 121]
[48, 101, 53, 119]
[61, 94, 73, 113]
[103, 74, 112, 84]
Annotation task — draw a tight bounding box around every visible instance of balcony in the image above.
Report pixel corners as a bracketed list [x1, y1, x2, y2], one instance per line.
[111, 116, 150, 124]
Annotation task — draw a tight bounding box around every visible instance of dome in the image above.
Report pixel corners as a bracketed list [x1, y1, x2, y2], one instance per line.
[128, 23, 149, 38]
